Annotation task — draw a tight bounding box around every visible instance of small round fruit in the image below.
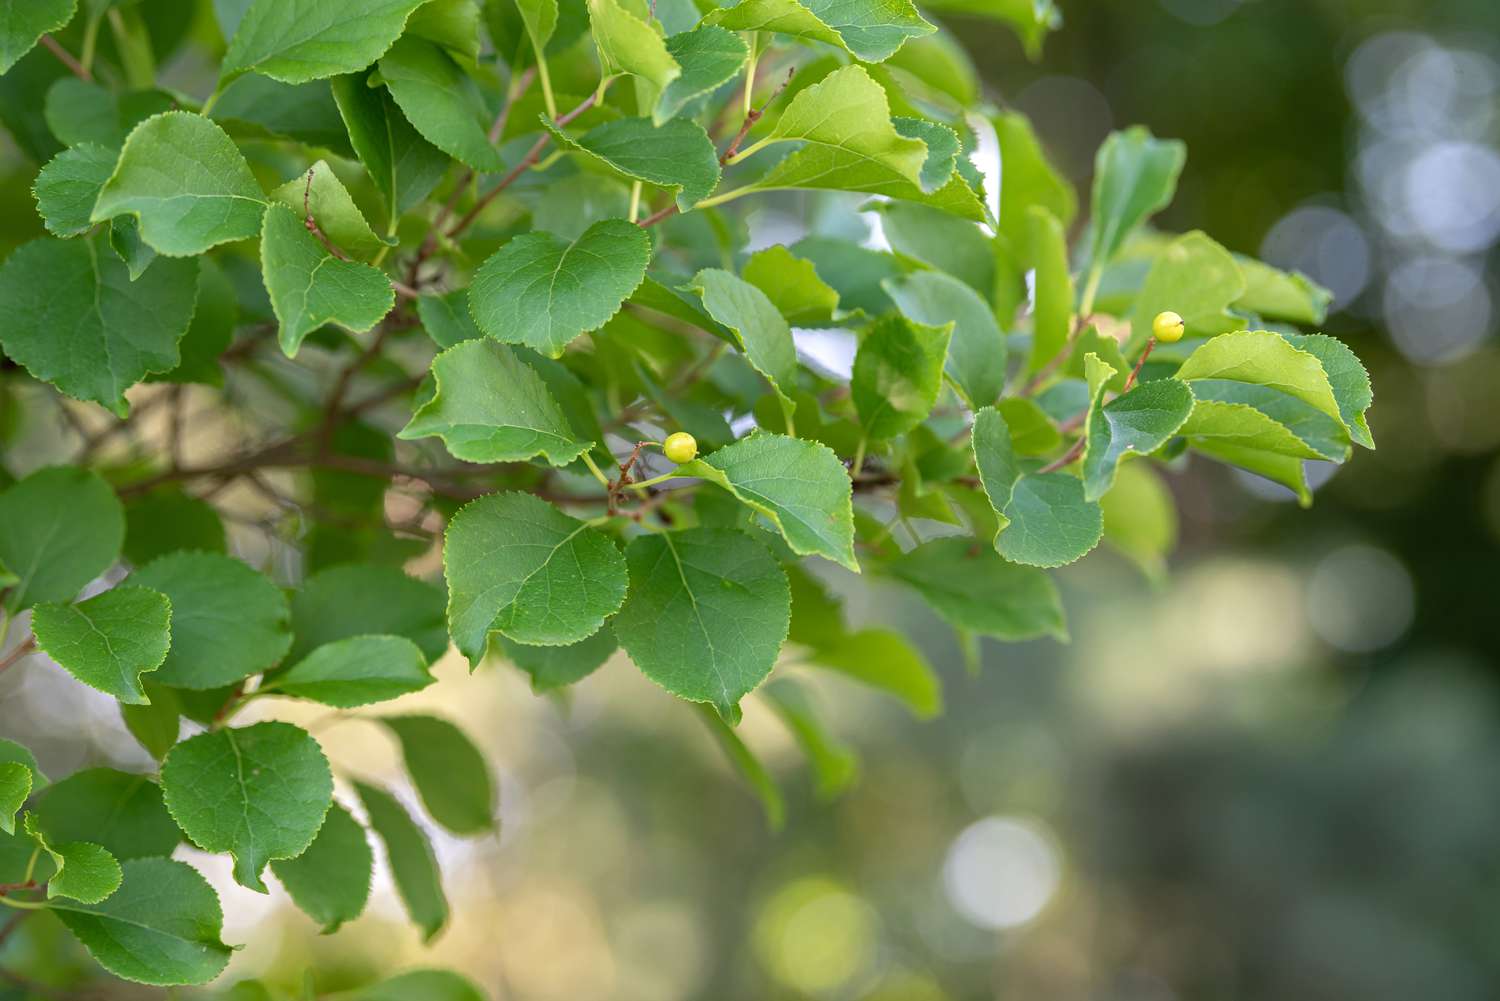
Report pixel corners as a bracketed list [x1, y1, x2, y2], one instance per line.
[663, 432, 698, 464]
[1152, 310, 1186, 343]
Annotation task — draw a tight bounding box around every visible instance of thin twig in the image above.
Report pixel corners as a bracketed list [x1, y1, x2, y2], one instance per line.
[39, 35, 90, 81]
[0, 637, 37, 675]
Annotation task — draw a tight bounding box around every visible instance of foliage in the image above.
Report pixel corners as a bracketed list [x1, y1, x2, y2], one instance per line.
[0, 0, 1372, 992]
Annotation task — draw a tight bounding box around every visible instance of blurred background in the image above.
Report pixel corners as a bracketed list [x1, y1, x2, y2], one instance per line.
[4, 0, 1500, 998]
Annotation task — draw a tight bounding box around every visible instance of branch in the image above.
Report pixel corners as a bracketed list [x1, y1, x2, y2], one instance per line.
[0, 637, 37, 674]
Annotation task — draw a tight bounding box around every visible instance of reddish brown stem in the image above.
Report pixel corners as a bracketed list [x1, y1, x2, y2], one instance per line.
[39, 35, 89, 81]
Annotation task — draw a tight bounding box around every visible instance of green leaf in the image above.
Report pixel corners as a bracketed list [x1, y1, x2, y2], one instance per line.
[30, 586, 172, 704]
[972, 407, 1103, 567]
[513, 0, 558, 53]
[704, 0, 934, 63]
[161, 721, 334, 893]
[1080, 356, 1194, 501]
[399, 338, 591, 465]
[32, 143, 115, 237]
[992, 110, 1075, 254]
[1028, 206, 1072, 373]
[130, 551, 292, 689]
[261, 202, 395, 357]
[1087, 126, 1186, 268]
[1177, 399, 1321, 504]
[379, 36, 504, 171]
[354, 970, 488, 1001]
[331, 72, 450, 220]
[586, 0, 681, 93]
[996, 397, 1062, 456]
[211, 75, 357, 156]
[444, 492, 629, 664]
[0, 762, 31, 836]
[921, 0, 1058, 57]
[697, 703, 784, 828]
[353, 780, 448, 942]
[614, 527, 790, 722]
[0, 235, 198, 416]
[0, 467, 123, 612]
[30, 768, 178, 860]
[1176, 329, 1346, 428]
[417, 288, 482, 347]
[1129, 231, 1246, 349]
[852, 314, 951, 440]
[108, 215, 155, 279]
[270, 161, 387, 261]
[43, 78, 169, 150]
[146, 259, 237, 386]
[1099, 459, 1177, 580]
[123, 488, 226, 565]
[469, 219, 651, 358]
[887, 537, 1066, 641]
[119, 683, 182, 760]
[1234, 255, 1332, 327]
[289, 564, 448, 663]
[0, 0, 76, 75]
[871, 201, 993, 299]
[657, 24, 747, 123]
[682, 432, 857, 572]
[687, 268, 799, 412]
[91, 112, 267, 257]
[406, 0, 484, 59]
[883, 269, 1004, 408]
[1283, 332, 1374, 450]
[545, 115, 719, 209]
[51, 857, 233, 986]
[379, 715, 494, 835]
[269, 800, 372, 933]
[764, 681, 858, 799]
[268, 635, 433, 707]
[23, 813, 121, 903]
[222, 0, 434, 85]
[499, 628, 616, 692]
[741, 244, 841, 326]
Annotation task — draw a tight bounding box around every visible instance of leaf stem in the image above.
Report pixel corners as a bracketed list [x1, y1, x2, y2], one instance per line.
[628, 180, 643, 223]
[0, 636, 36, 675]
[533, 45, 557, 120]
[38, 36, 90, 82]
[1078, 263, 1104, 317]
[580, 452, 613, 489]
[0, 895, 46, 911]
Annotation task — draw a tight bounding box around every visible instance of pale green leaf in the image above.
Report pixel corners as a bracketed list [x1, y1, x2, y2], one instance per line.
[51, 858, 233, 987]
[268, 635, 433, 707]
[354, 970, 488, 1001]
[30, 768, 178, 860]
[687, 268, 798, 410]
[1178, 399, 1320, 504]
[1087, 126, 1186, 268]
[0, 762, 31, 836]
[161, 721, 334, 893]
[261, 202, 394, 356]
[1100, 459, 1177, 580]
[921, 0, 1058, 57]
[129, 551, 292, 690]
[289, 563, 448, 663]
[852, 314, 951, 440]
[884, 269, 1004, 408]
[500, 629, 616, 692]
[379, 715, 494, 835]
[704, 0, 934, 63]
[1234, 255, 1333, 327]
[399, 338, 590, 465]
[992, 110, 1075, 254]
[682, 432, 857, 571]
[513, 0, 558, 52]
[614, 527, 790, 722]
[269, 800, 372, 933]
[0, 235, 198, 416]
[1028, 206, 1072, 373]
[545, 115, 719, 209]
[872, 201, 993, 298]
[1175, 329, 1346, 428]
[406, 0, 483, 58]
[741, 244, 841, 326]
[33, 143, 115, 237]
[764, 681, 858, 799]
[887, 537, 1066, 641]
[23, 812, 121, 903]
[108, 215, 155, 280]
[353, 781, 447, 942]
[657, 24, 747, 123]
[1080, 355, 1194, 502]
[30, 585, 172, 704]
[1284, 332, 1374, 450]
[443, 492, 629, 664]
[0, 0, 76, 75]
[417, 288, 482, 348]
[0, 466, 123, 612]
[270, 161, 387, 261]
[973, 406, 1103, 567]
[469, 219, 651, 357]
[697, 704, 783, 828]
[91, 112, 267, 257]
[1128, 231, 1246, 349]
[996, 397, 1062, 456]
[222, 0, 434, 85]
[379, 36, 504, 171]
[587, 0, 680, 93]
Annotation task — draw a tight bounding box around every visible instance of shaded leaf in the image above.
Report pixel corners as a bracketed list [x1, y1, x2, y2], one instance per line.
[379, 715, 494, 835]
[852, 314, 951, 440]
[887, 537, 1066, 641]
[500, 628, 616, 692]
[883, 269, 1004, 408]
[269, 800, 372, 933]
[353, 781, 447, 942]
[30, 768, 178, 860]
[0, 466, 123, 613]
[289, 564, 448, 663]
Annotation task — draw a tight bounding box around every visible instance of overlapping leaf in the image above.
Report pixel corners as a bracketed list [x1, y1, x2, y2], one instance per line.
[704, 0, 934, 63]
[261, 202, 395, 356]
[545, 115, 719, 209]
[1080, 355, 1194, 501]
[31, 586, 172, 704]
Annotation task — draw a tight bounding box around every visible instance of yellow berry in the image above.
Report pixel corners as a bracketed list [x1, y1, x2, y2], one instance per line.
[663, 431, 698, 464]
[1152, 310, 1186, 343]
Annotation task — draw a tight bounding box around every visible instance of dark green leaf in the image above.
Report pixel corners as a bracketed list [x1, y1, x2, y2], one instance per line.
[379, 715, 494, 835]
[269, 800, 372, 933]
